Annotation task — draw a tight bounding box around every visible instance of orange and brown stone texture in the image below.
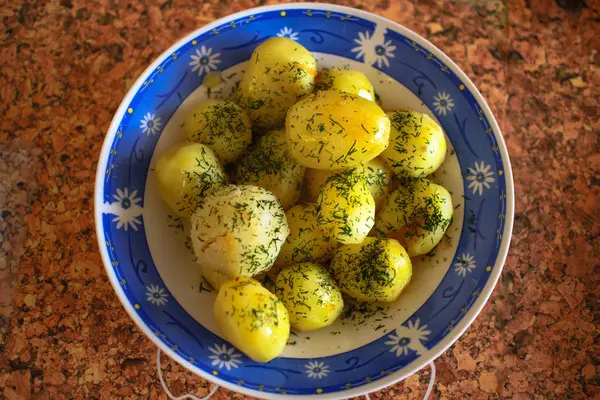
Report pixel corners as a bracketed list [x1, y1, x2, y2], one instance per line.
[0, 0, 598, 399]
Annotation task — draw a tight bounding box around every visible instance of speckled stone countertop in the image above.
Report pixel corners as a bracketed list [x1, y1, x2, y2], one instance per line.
[0, 0, 598, 399]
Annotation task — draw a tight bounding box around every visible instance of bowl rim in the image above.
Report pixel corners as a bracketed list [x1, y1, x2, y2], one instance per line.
[94, 2, 514, 399]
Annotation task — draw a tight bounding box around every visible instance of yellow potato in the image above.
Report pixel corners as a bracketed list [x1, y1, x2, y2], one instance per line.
[235, 130, 305, 209]
[304, 158, 392, 209]
[286, 90, 390, 170]
[330, 237, 412, 303]
[315, 68, 375, 101]
[214, 277, 290, 363]
[199, 265, 230, 291]
[381, 110, 447, 178]
[274, 203, 336, 269]
[190, 185, 289, 278]
[363, 157, 393, 209]
[237, 37, 316, 130]
[275, 262, 344, 332]
[182, 99, 252, 164]
[155, 143, 227, 217]
[373, 178, 453, 257]
[317, 168, 375, 244]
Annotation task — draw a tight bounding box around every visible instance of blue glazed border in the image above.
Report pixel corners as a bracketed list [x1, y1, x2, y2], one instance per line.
[97, 7, 509, 396]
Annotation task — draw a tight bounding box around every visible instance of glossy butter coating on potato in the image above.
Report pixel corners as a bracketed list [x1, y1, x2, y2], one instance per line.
[214, 277, 290, 362]
[330, 237, 412, 303]
[155, 142, 227, 217]
[286, 90, 390, 170]
[237, 37, 316, 130]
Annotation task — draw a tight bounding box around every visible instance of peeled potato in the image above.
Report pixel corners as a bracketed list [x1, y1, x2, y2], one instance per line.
[286, 90, 390, 170]
[274, 203, 336, 269]
[330, 237, 412, 303]
[155, 143, 227, 217]
[315, 68, 375, 101]
[199, 265, 230, 291]
[275, 262, 344, 332]
[374, 178, 453, 257]
[304, 158, 392, 209]
[317, 168, 375, 244]
[381, 110, 447, 178]
[182, 99, 252, 164]
[236, 130, 305, 210]
[237, 37, 316, 130]
[214, 277, 290, 362]
[190, 185, 289, 278]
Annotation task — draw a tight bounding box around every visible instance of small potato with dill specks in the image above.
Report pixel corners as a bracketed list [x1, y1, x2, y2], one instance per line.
[236, 130, 306, 210]
[190, 185, 289, 279]
[381, 110, 447, 179]
[285, 90, 390, 170]
[237, 37, 317, 130]
[317, 168, 375, 244]
[155, 142, 227, 218]
[274, 203, 336, 270]
[182, 99, 252, 164]
[373, 178, 453, 257]
[304, 157, 393, 210]
[275, 262, 344, 332]
[315, 67, 375, 101]
[330, 237, 412, 303]
[214, 276, 290, 363]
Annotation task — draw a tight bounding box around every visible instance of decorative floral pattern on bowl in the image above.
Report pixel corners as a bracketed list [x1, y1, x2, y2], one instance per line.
[94, 4, 513, 399]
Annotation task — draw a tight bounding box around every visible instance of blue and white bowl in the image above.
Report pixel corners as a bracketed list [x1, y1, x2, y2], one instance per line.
[95, 3, 514, 399]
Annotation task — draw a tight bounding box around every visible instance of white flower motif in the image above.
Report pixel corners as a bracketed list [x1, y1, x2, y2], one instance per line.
[106, 188, 143, 231]
[466, 161, 495, 196]
[140, 112, 162, 136]
[146, 284, 168, 306]
[189, 45, 221, 76]
[433, 92, 455, 116]
[305, 361, 329, 379]
[351, 30, 396, 68]
[276, 27, 299, 41]
[208, 344, 242, 371]
[385, 319, 431, 356]
[454, 253, 476, 277]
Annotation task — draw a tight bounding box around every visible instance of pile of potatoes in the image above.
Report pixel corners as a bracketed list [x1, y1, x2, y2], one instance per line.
[155, 37, 453, 362]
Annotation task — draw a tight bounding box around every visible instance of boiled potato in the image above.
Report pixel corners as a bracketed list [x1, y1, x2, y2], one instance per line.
[304, 158, 392, 209]
[275, 262, 343, 332]
[199, 265, 230, 291]
[190, 185, 289, 278]
[155, 143, 227, 217]
[317, 168, 375, 244]
[381, 110, 446, 178]
[286, 90, 390, 170]
[364, 157, 393, 209]
[236, 130, 305, 209]
[373, 178, 453, 257]
[237, 37, 316, 130]
[182, 99, 252, 164]
[315, 67, 375, 101]
[214, 277, 290, 362]
[330, 237, 412, 303]
[274, 203, 336, 269]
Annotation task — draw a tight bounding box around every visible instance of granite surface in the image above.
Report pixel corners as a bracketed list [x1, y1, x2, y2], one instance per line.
[0, 0, 599, 399]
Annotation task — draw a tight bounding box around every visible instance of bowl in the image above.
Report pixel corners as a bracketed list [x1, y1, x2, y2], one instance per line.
[94, 3, 514, 398]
